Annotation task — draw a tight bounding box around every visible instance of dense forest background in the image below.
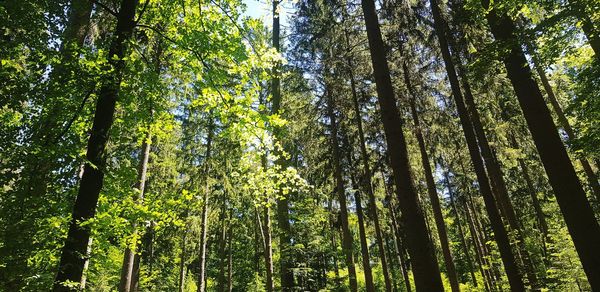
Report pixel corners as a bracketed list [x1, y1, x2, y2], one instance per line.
[1, 0, 600, 291]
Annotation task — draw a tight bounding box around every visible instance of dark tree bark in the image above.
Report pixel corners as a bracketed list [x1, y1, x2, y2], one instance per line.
[533, 65, 600, 201]
[52, 0, 139, 290]
[568, 0, 600, 59]
[446, 4, 541, 286]
[429, 0, 525, 289]
[325, 89, 358, 292]
[482, 1, 600, 288]
[388, 203, 413, 292]
[360, 0, 444, 289]
[119, 131, 152, 292]
[403, 60, 460, 292]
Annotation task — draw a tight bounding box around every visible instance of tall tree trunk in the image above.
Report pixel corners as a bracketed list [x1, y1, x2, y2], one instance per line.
[341, 6, 393, 290]
[349, 70, 393, 292]
[458, 59, 539, 289]
[197, 120, 214, 292]
[383, 179, 413, 292]
[533, 65, 600, 201]
[52, 0, 139, 290]
[384, 233, 399, 292]
[325, 89, 358, 292]
[569, 0, 600, 59]
[403, 60, 461, 292]
[217, 208, 228, 292]
[447, 3, 540, 286]
[429, 0, 525, 289]
[482, 1, 600, 288]
[360, 0, 444, 289]
[119, 131, 152, 292]
[263, 200, 274, 292]
[270, 1, 294, 289]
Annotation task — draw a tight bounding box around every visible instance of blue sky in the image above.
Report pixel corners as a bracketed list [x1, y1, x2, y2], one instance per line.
[242, 0, 294, 29]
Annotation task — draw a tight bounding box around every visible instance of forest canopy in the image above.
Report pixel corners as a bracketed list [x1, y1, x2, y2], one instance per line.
[1, 0, 600, 291]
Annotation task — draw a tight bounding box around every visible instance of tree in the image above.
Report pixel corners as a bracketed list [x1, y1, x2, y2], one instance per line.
[481, 0, 600, 288]
[53, 0, 139, 289]
[360, 0, 445, 289]
[429, 0, 525, 289]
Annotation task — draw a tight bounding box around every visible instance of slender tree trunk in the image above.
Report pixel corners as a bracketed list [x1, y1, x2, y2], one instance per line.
[52, 0, 139, 290]
[463, 193, 495, 292]
[389, 205, 412, 292]
[510, 135, 548, 237]
[482, 1, 600, 288]
[429, 0, 525, 289]
[329, 198, 341, 285]
[459, 60, 539, 289]
[254, 207, 262, 273]
[347, 63, 393, 292]
[403, 60, 461, 292]
[227, 223, 233, 292]
[179, 224, 188, 292]
[360, 0, 444, 289]
[444, 170, 478, 287]
[197, 120, 214, 292]
[350, 176, 376, 292]
[325, 89, 358, 292]
[384, 233, 399, 292]
[119, 131, 152, 292]
[383, 179, 413, 292]
[446, 5, 541, 286]
[217, 207, 228, 292]
[130, 224, 152, 292]
[263, 203, 274, 292]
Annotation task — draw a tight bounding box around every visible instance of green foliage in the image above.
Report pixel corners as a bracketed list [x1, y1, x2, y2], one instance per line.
[1, 0, 598, 290]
